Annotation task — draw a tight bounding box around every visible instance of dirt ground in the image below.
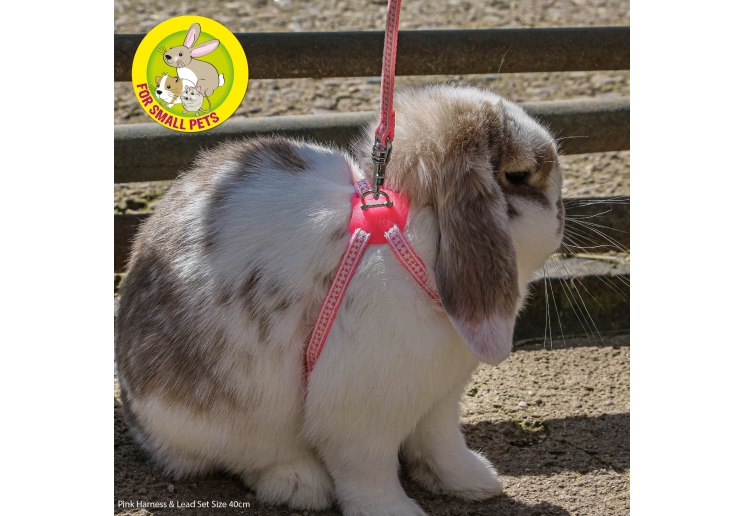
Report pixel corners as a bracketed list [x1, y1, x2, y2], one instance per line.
[114, 334, 630, 516]
[114, 1, 630, 514]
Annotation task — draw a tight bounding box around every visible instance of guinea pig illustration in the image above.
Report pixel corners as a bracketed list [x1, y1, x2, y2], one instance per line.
[163, 23, 225, 97]
[154, 74, 194, 108]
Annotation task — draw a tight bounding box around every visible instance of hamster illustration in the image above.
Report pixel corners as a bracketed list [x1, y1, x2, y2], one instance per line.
[179, 86, 211, 116]
[163, 23, 225, 97]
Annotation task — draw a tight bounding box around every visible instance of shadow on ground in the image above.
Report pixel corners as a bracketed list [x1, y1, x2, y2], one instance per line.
[115, 400, 627, 515]
[464, 413, 629, 476]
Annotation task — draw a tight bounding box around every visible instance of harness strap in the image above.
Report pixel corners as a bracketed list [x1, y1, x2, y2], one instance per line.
[304, 184, 441, 380]
[384, 224, 440, 303]
[305, 227, 371, 380]
[354, 178, 373, 197]
[304, 0, 410, 384]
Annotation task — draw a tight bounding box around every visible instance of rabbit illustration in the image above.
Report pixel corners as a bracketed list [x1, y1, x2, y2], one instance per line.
[115, 84, 565, 516]
[163, 23, 225, 97]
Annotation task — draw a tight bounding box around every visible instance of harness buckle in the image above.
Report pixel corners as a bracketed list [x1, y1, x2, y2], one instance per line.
[360, 189, 393, 210]
[369, 137, 393, 206]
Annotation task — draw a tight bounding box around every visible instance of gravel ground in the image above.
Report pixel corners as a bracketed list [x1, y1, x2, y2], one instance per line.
[114, 0, 630, 204]
[113, 0, 631, 121]
[114, 1, 630, 514]
[114, 334, 630, 516]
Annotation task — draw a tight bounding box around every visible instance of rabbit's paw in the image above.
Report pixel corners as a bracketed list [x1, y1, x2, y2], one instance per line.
[250, 458, 334, 510]
[407, 450, 503, 501]
[342, 497, 427, 516]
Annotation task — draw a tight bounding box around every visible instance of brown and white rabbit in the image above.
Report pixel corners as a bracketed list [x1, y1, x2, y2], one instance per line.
[115, 84, 564, 516]
[163, 23, 224, 97]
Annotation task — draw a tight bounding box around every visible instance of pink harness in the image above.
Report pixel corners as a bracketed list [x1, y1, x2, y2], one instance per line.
[305, 0, 427, 380]
[304, 179, 441, 378]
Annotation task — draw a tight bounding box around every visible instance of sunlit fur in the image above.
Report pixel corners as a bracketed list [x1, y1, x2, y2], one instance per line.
[115, 84, 564, 516]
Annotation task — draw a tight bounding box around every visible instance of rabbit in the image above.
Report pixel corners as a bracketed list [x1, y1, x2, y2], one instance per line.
[115, 83, 565, 516]
[163, 23, 225, 97]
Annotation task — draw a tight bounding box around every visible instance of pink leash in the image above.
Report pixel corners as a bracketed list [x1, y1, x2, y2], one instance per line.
[364, 0, 402, 207]
[305, 0, 435, 381]
[374, 0, 402, 147]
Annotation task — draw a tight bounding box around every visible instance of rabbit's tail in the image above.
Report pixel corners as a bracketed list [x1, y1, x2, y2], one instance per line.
[218, 74, 225, 87]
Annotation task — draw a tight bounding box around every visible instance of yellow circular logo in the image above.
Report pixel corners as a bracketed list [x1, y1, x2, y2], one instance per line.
[132, 16, 248, 132]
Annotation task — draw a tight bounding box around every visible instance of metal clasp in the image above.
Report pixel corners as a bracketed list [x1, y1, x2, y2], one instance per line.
[360, 189, 393, 210]
[365, 137, 393, 209]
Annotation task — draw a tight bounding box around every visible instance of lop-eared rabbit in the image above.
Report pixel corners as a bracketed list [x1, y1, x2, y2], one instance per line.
[116, 84, 565, 516]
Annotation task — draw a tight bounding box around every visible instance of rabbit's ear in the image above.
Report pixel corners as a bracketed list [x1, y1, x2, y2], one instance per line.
[191, 40, 220, 58]
[434, 164, 520, 366]
[184, 24, 200, 48]
[155, 76, 162, 85]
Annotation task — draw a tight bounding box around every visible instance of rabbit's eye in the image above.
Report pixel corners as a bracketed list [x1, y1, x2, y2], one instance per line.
[179, 52, 183, 56]
[166, 85, 170, 89]
[505, 171, 529, 184]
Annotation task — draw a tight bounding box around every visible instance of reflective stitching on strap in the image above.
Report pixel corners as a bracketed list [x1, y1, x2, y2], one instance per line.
[354, 178, 373, 197]
[305, 181, 442, 385]
[374, 0, 402, 144]
[305, 228, 371, 377]
[384, 224, 441, 304]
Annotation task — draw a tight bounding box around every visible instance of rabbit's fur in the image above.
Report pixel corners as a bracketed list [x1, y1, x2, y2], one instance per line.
[115, 84, 564, 516]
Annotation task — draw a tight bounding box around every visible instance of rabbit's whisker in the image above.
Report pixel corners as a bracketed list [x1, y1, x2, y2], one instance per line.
[565, 208, 613, 219]
[545, 257, 566, 346]
[543, 263, 553, 350]
[562, 226, 623, 256]
[556, 274, 595, 343]
[565, 218, 628, 254]
[565, 216, 629, 235]
[575, 256, 629, 298]
[557, 236, 630, 298]
[563, 229, 628, 257]
[565, 199, 629, 207]
[556, 260, 607, 344]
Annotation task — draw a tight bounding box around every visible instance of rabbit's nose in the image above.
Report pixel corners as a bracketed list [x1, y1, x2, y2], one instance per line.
[165, 54, 171, 60]
[156, 90, 162, 95]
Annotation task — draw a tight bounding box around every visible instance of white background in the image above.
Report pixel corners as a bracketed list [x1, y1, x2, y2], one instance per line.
[1, 1, 742, 514]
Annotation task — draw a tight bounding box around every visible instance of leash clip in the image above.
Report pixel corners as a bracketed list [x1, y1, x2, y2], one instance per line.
[364, 137, 393, 210]
[360, 189, 393, 210]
